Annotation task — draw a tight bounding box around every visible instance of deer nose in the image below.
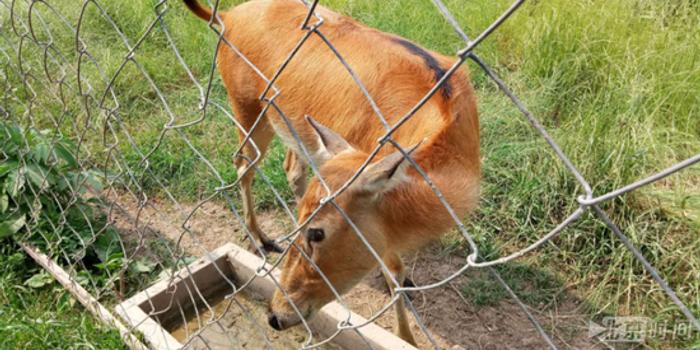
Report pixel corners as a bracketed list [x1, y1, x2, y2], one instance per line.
[268, 313, 282, 331]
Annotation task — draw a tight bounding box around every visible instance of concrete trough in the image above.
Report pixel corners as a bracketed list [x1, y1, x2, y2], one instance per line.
[115, 243, 417, 350]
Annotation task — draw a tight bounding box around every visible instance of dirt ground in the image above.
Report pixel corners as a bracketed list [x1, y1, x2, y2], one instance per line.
[169, 291, 340, 350]
[108, 191, 603, 350]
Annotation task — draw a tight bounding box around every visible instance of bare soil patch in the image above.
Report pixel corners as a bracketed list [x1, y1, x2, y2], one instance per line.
[108, 192, 602, 349]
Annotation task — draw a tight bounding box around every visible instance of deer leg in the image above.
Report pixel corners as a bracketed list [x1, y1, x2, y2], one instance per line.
[382, 253, 417, 346]
[234, 120, 282, 254]
[381, 274, 416, 300]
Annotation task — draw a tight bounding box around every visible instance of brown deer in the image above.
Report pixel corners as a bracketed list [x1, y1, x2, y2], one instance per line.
[184, 0, 480, 345]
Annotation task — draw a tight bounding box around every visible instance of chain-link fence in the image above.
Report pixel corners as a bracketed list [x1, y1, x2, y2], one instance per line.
[1, 0, 698, 349]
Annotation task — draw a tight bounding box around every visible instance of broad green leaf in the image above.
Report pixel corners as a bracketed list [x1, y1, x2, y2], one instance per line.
[33, 142, 50, 163]
[0, 213, 26, 238]
[55, 176, 69, 192]
[93, 227, 121, 262]
[6, 170, 25, 197]
[96, 255, 124, 272]
[176, 256, 198, 267]
[24, 164, 50, 190]
[0, 160, 19, 177]
[24, 271, 54, 288]
[7, 125, 23, 145]
[130, 259, 156, 274]
[84, 170, 103, 192]
[0, 194, 7, 213]
[53, 143, 78, 168]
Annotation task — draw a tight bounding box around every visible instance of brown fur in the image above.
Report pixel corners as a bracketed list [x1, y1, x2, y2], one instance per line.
[185, 0, 480, 344]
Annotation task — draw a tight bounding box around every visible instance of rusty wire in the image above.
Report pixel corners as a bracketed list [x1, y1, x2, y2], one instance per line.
[1, 0, 698, 349]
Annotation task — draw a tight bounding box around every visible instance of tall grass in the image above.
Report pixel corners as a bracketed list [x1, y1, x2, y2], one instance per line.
[2, 0, 699, 347]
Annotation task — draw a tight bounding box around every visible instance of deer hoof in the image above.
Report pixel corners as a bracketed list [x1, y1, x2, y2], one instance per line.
[402, 278, 416, 301]
[262, 239, 284, 254]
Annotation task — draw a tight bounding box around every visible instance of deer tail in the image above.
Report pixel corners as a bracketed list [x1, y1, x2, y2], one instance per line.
[183, 0, 217, 23]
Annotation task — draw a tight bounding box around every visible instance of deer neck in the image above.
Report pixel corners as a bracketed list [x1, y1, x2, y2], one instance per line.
[378, 104, 480, 252]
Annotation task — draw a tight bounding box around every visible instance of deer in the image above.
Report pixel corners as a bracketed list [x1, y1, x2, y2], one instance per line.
[184, 0, 480, 345]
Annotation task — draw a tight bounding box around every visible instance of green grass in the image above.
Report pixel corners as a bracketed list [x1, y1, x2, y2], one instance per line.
[461, 263, 562, 308]
[0, 242, 125, 350]
[2, 0, 699, 348]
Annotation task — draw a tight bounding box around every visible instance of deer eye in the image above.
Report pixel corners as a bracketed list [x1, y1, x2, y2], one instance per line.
[306, 228, 325, 243]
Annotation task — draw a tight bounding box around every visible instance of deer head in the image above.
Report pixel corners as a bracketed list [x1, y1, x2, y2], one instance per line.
[268, 117, 418, 330]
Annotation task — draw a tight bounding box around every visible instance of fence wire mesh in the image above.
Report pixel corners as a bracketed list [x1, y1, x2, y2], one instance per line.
[0, 0, 698, 349]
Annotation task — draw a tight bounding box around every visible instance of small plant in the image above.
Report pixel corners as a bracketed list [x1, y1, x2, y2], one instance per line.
[0, 122, 154, 294]
[0, 122, 98, 238]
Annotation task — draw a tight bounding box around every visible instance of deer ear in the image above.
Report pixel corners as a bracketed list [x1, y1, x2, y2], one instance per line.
[357, 143, 421, 193]
[306, 115, 354, 165]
